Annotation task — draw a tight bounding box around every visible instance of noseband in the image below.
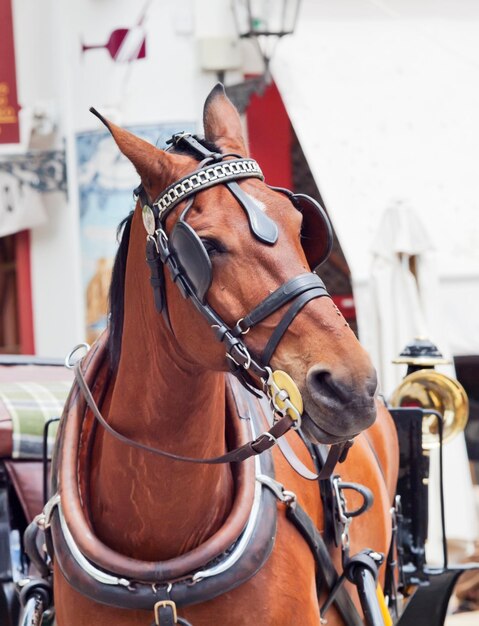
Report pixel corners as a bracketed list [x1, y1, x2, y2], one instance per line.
[138, 132, 333, 419]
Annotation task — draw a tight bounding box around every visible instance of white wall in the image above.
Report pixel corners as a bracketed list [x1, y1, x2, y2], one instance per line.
[10, 0, 226, 356]
[272, 0, 479, 364]
[10, 0, 84, 357]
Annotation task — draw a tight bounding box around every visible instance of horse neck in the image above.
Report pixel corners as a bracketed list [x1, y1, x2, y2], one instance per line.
[89, 211, 234, 560]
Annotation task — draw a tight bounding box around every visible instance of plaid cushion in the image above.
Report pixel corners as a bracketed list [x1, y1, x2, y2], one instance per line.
[0, 381, 71, 459]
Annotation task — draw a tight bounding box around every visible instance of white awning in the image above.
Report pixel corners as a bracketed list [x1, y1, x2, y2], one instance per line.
[271, 0, 479, 358]
[271, 0, 479, 549]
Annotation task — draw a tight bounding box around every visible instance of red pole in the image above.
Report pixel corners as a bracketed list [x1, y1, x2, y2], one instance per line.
[15, 231, 35, 354]
[245, 80, 293, 189]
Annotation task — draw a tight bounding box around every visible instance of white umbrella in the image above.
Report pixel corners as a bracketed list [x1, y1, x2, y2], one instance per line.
[367, 201, 477, 563]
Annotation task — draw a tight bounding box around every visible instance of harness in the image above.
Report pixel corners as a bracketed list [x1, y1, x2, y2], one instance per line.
[27, 338, 378, 626]
[21, 127, 388, 626]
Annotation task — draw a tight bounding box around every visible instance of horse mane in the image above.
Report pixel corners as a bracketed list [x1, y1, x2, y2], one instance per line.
[107, 136, 221, 370]
[108, 211, 134, 371]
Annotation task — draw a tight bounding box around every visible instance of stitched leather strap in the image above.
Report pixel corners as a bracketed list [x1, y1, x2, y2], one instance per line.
[74, 364, 295, 465]
[261, 286, 330, 366]
[315, 442, 350, 481]
[286, 501, 363, 626]
[233, 273, 327, 335]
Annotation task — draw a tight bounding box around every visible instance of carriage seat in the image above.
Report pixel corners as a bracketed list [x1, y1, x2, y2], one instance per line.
[0, 361, 73, 522]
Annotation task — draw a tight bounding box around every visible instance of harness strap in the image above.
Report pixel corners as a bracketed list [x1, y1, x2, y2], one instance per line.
[315, 442, 351, 481]
[232, 273, 327, 336]
[74, 363, 295, 465]
[225, 180, 278, 244]
[153, 591, 193, 626]
[261, 285, 330, 366]
[285, 501, 364, 626]
[145, 237, 172, 329]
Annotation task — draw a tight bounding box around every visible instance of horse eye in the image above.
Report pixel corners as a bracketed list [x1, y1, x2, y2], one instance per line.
[201, 238, 225, 257]
[299, 217, 305, 239]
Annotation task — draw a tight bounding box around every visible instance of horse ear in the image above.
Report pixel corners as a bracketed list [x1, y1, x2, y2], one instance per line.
[89, 108, 173, 189]
[203, 84, 249, 156]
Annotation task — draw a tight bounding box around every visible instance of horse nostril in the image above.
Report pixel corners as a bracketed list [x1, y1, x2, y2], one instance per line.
[366, 371, 379, 397]
[306, 367, 350, 404]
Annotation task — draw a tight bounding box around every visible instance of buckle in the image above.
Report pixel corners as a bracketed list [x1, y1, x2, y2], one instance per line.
[166, 132, 192, 146]
[154, 600, 177, 625]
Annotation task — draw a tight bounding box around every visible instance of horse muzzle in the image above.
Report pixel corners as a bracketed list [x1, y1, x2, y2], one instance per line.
[301, 364, 378, 443]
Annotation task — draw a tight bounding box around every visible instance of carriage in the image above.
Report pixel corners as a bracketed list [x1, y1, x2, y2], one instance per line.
[1, 85, 477, 626]
[0, 355, 72, 625]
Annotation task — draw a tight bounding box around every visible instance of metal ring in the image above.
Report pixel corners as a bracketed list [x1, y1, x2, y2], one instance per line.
[147, 233, 160, 254]
[64, 343, 90, 369]
[256, 474, 297, 503]
[236, 318, 250, 334]
[259, 431, 278, 445]
[227, 344, 252, 370]
[291, 414, 302, 430]
[282, 490, 297, 504]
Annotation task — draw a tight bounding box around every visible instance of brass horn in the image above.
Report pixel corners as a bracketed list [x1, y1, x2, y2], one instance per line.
[390, 369, 469, 449]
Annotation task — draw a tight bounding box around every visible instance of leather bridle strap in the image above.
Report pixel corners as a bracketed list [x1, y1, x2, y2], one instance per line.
[74, 363, 294, 464]
[232, 274, 327, 336]
[286, 501, 364, 626]
[261, 285, 330, 366]
[138, 134, 332, 396]
[153, 158, 264, 222]
[229, 273, 330, 369]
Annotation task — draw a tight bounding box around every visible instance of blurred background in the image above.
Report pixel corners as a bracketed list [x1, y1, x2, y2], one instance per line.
[1, 0, 479, 614]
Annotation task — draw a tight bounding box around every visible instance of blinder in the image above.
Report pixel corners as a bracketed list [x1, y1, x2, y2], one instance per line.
[138, 132, 334, 405]
[295, 194, 333, 270]
[163, 187, 334, 305]
[163, 193, 218, 304]
[169, 220, 212, 303]
[270, 187, 333, 270]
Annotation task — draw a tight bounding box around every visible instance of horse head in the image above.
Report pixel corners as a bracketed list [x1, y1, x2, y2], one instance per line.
[94, 84, 377, 445]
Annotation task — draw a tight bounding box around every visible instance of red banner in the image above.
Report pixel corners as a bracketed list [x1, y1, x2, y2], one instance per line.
[0, 0, 20, 144]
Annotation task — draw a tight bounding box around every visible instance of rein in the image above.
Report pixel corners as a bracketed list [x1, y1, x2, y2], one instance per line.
[71, 353, 350, 477]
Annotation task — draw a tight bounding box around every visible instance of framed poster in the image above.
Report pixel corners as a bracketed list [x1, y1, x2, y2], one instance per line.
[77, 122, 195, 342]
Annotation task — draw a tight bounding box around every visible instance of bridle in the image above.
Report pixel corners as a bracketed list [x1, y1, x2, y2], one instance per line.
[138, 131, 332, 419]
[76, 114, 351, 473]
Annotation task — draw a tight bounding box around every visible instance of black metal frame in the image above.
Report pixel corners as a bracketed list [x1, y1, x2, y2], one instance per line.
[0, 462, 23, 626]
[389, 406, 479, 626]
[0, 357, 63, 626]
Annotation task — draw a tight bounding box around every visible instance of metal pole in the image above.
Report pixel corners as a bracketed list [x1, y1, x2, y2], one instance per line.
[19, 594, 44, 626]
[352, 567, 385, 626]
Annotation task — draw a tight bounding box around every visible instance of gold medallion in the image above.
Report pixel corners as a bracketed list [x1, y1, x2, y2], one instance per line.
[268, 370, 303, 419]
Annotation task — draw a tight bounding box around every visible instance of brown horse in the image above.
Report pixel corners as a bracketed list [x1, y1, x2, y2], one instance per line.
[51, 85, 398, 626]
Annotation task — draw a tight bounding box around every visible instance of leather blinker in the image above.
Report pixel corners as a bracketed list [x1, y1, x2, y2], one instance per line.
[293, 193, 333, 269]
[169, 221, 212, 302]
